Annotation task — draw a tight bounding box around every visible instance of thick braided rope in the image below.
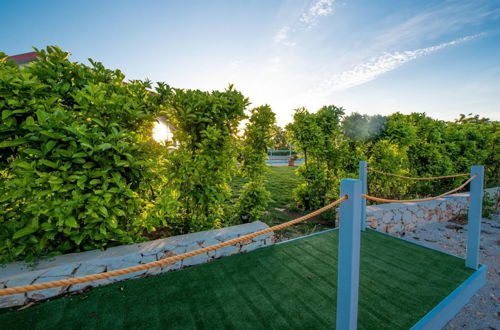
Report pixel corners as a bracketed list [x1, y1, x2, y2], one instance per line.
[0, 196, 347, 296]
[363, 175, 476, 204]
[368, 167, 469, 181]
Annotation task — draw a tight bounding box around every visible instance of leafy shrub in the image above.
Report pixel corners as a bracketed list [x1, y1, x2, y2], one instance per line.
[287, 106, 344, 209]
[0, 47, 167, 262]
[158, 85, 248, 233]
[292, 163, 331, 210]
[236, 105, 276, 221]
[482, 191, 499, 219]
[270, 125, 289, 150]
[237, 181, 271, 221]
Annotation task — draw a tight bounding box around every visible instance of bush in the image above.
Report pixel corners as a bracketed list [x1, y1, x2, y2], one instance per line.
[0, 47, 167, 262]
[158, 85, 248, 233]
[236, 105, 276, 221]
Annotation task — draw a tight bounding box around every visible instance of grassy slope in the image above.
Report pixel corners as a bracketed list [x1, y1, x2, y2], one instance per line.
[0, 230, 473, 329]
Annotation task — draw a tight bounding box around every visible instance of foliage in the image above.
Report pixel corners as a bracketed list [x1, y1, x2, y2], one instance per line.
[287, 106, 344, 209]
[271, 125, 289, 150]
[287, 108, 498, 208]
[158, 85, 249, 233]
[0, 46, 168, 262]
[482, 191, 499, 219]
[343, 113, 386, 141]
[236, 105, 276, 221]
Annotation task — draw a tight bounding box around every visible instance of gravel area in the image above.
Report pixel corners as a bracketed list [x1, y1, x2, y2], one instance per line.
[404, 213, 500, 329]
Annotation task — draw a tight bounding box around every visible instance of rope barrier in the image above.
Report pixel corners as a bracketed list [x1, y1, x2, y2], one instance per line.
[367, 167, 469, 181]
[0, 196, 348, 296]
[363, 175, 476, 204]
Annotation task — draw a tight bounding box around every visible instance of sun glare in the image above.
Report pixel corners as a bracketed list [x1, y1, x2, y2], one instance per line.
[152, 120, 172, 144]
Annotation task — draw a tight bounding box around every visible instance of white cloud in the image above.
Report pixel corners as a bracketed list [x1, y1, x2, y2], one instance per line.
[300, 0, 335, 28]
[274, 26, 296, 47]
[230, 59, 243, 69]
[274, 0, 335, 46]
[321, 34, 482, 92]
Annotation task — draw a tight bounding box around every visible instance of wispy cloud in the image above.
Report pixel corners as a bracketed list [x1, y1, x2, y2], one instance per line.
[230, 59, 243, 70]
[300, 0, 335, 28]
[274, 26, 296, 47]
[321, 34, 482, 92]
[274, 0, 335, 46]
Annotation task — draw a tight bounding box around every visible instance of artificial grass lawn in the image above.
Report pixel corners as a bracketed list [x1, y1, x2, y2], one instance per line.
[0, 229, 473, 329]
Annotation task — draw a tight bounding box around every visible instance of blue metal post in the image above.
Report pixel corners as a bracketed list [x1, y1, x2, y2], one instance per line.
[359, 161, 367, 231]
[465, 165, 484, 270]
[336, 179, 362, 330]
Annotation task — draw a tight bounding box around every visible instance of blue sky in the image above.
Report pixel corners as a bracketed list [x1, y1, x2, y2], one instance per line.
[1, 0, 499, 125]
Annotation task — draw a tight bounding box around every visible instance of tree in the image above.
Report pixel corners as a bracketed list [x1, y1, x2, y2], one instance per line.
[237, 105, 276, 221]
[287, 106, 344, 210]
[159, 85, 249, 233]
[271, 125, 289, 150]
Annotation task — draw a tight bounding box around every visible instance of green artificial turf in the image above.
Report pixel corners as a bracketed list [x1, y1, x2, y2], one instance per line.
[0, 230, 473, 329]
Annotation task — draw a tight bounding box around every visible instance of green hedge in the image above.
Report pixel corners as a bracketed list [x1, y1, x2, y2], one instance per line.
[0, 47, 168, 262]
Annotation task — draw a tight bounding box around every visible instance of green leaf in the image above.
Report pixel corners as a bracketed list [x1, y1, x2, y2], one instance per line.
[48, 176, 63, 185]
[39, 159, 59, 169]
[89, 179, 101, 185]
[15, 161, 32, 170]
[2, 110, 13, 120]
[36, 110, 48, 125]
[22, 148, 43, 157]
[22, 116, 36, 128]
[0, 138, 27, 148]
[98, 206, 108, 216]
[43, 140, 57, 154]
[65, 216, 79, 228]
[97, 143, 112, 151]
[13, 219, 39, 239]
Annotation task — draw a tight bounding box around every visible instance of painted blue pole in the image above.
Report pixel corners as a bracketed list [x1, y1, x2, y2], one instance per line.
[359, 161, 367, 231]
[336, 179, 362, 330]
[465, 165, 484, 270]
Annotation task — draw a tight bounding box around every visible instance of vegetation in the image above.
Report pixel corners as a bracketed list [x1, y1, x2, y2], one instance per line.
[0, 46, 498, 263]
[156, 85, 248, 234]
[270, 125, 289, 150]
[286, 105, 344, 209]
[236, 105, 276, 222]
[288, 108, 499, 208]
[0, 47, 167, 262]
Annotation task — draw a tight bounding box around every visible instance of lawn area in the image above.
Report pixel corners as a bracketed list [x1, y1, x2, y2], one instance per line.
[232, 166, 303, 209]
[263, 166, 303, 208]
[233, 166, 332, 240]
[0, 229, 474, 329]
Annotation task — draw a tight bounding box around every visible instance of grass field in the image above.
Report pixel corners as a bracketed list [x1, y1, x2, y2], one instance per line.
[0, 229, 474, 329]
[232, 166, 303, 209]
[234, 166, 337, 240]
[263, 166, 303, 208]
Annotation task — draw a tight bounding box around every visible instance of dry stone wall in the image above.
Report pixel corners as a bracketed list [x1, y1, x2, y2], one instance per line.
[0, 221, 273, 308]
[367, 187, 499, 236]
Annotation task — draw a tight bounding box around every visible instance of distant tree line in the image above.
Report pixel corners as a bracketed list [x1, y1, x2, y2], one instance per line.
[286, 107, 499, 209]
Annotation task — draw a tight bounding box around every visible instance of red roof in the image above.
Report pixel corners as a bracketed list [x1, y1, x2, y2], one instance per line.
[6, 51, 40, 65]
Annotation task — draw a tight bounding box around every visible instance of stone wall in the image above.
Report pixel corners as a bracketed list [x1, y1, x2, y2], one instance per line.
[0, 221, 273, 308]
[367, 187, 499, 236]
